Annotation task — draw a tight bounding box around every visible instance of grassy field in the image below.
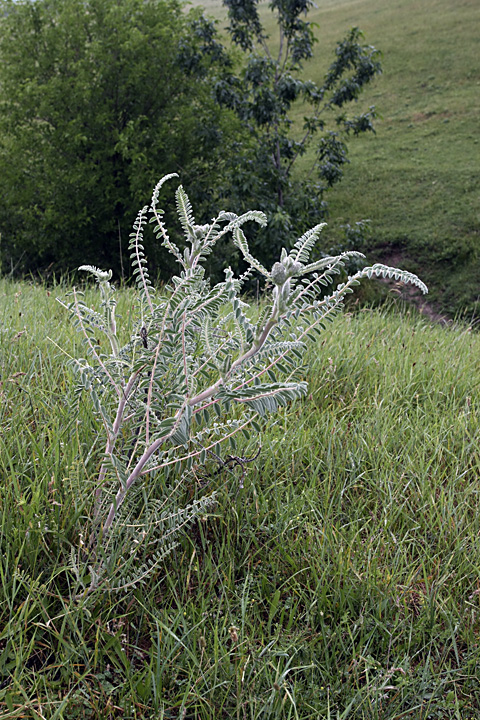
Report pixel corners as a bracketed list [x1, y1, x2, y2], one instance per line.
[192, 0, 480, 317]
[2, 276, 480, 718]
[1, 3, 479, 716]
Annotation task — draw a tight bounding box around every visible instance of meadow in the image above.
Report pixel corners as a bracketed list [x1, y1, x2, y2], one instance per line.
[1, 0, 479, 717]
[1, 276, 480, 718]
[194, 0, 480, 317]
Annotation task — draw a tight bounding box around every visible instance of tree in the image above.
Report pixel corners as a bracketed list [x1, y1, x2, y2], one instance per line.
[213, 0, 382, 267]
[0, 0, 234, 277]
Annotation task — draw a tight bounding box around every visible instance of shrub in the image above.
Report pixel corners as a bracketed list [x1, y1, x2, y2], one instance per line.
[0, 0, 233, 277]
[59, 174, 427, 595]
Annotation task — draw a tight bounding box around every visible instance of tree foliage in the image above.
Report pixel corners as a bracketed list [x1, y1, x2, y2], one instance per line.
[214, 0, 382, 266]
[0, 0, 382, 281]
[0, 0, 233, 277]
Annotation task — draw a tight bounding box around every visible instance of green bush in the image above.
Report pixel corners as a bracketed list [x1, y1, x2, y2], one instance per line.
[0, 0, 234, 277]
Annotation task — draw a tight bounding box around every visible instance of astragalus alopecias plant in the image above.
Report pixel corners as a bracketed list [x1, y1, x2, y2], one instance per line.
[59, 173, 427, 595]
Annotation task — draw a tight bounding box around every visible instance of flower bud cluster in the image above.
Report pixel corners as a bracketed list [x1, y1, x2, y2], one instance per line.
[183, 224, 212, 269]
[270, 251, 303, 316]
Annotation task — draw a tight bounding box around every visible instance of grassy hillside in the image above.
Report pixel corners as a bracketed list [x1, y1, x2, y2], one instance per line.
[194, 0, 480, 317]
[2, 278, 480, 718]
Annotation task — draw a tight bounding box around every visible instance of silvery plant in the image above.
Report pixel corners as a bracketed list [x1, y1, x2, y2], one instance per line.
[59, 174, 427, 596]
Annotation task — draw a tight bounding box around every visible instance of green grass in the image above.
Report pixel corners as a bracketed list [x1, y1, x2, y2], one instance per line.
[2, 278, 480, 718]
[194, 0, 480, 317]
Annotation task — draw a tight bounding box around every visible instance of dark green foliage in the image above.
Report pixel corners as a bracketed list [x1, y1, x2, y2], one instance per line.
[0, 0, 381, 282]
[0, 0, 233, 278]
[215, 1, 382, 269]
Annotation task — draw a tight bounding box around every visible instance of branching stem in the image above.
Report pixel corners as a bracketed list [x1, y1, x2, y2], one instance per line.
[62, 174, 426, 587]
